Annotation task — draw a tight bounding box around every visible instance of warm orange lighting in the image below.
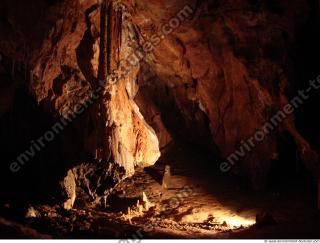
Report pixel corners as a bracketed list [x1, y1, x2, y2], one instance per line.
[219, 215, 255, 228]
[180, 206, 256, 230]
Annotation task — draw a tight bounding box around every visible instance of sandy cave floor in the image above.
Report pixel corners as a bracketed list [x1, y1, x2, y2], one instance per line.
[1, 142, 320, 239]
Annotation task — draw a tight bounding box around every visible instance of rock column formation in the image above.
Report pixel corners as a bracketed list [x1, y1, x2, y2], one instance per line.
[0, 0, 319, 204]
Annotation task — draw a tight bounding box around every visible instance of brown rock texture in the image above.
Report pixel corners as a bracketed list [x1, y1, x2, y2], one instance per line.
[0, 0, 319, 204]
[127, 0, 320, 188]
[0, 0, 160, 203]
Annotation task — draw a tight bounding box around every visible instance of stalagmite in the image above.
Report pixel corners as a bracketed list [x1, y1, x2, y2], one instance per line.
[162, 165, 171, 189]
[61, 170, 76, 211]
[142, 191, 154, 211]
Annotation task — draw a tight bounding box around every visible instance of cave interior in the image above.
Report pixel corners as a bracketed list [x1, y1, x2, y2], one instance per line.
[0, 0, 320, 239]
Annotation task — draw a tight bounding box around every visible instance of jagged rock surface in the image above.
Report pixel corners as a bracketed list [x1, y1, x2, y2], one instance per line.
[128, 0, 320, 188]
[0, 0, 319, 204]
[0, 0, 160, 203]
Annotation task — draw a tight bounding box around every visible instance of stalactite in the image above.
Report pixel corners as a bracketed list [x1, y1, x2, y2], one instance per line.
[106, 0, 112, 75]
[97, 0, 109, 160]
[98, 0, 108, 83]
[115, 6, 123, 69]
[98, 0, 123, 84]
[97, 0, 123, 161]
[107, 1, 122, 75]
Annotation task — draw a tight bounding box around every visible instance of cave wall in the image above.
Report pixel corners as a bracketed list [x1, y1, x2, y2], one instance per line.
[0, 0, 319, 205]
[0, 0, 161, 206]
[129, 0, 320, 188]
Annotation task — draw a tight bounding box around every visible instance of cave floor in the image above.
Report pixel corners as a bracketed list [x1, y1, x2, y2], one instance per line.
[1, 143, 320, 239]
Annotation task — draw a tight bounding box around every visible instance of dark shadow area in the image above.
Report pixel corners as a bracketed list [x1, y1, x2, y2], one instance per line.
[268, 132, 313, 190]
[0, 85, 61, 204]
[0, 83, 95, 207]
[104, 194, 140, 213]
[293, 0, 320, 150]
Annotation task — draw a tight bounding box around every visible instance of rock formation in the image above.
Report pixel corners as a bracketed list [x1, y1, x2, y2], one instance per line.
[0, 0, 319, 206]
